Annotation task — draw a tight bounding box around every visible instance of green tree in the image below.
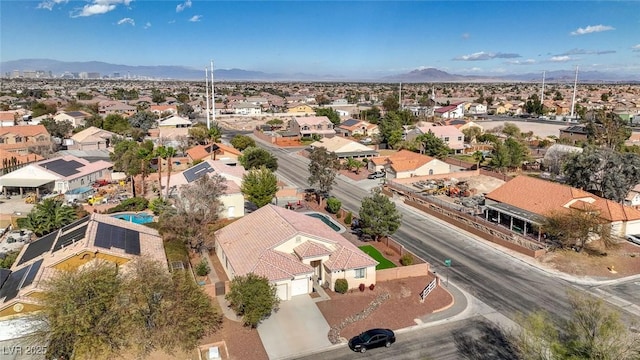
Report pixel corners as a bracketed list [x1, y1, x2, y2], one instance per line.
[208, 124, 223, 143]
[225, 273, 280, 328]
[23, 198, 78, 236]
[512, 291, 640, 360]
[540, 208, 612, 251]
[361, 106, 381, 124]
[188, 126, 209, 145]
[325, 197, 342, 214]
[266, 118, 284, 129]
[30, 101, 57, 117]
[40, 118, 73, 138]
[315, 107, 341, 126]
[0, 250, 18, 269]
[472, 150, 484, 169]
[504, 137, 529, 169]
[584, 110, 631, 150]
[34, 259, 222, 360]
[345, 157, 364, 174]
[502, 122, 521, 138]
[307, 147, 340, 194]
[378, 112, 404, 148]
[489, 140, 510, 173]
[230, 134, 256, 151]
[159, 174, 227, 250]
[462, 127, 482, 143]
[358, 190, 402, 241]
[239, 146, 278, 171]
[151, 89, 166, 104]
[241, 166, 278, 208]
[417, 132, 451, 159]
[103, 114, 131, 134]
[382, 94, 400, 112]
[128, 111, 157, 132]
[524, 93, 544, 115]
[155, 146, 177, 198]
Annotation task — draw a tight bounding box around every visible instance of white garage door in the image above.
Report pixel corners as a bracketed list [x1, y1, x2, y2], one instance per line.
[290, 278, 309, 297]
[276, 283, 288, 301]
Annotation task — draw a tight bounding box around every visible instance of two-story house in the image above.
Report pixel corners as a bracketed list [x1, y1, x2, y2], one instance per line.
[53, 111, 91, 128]
[232, 102, 262, 116]
[0, 125, 52, 155]
[66, 126, 116, 151]
[336, 119, 379, 137]
[290, 116, 336, 139]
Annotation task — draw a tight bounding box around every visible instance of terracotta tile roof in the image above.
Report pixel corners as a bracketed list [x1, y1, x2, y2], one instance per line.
[0, 125, 49, 137]
[387, 150, 434, 172]
[186, 143, 241, 161]
[0, 149, 43, 170]
[294, 116, 332, 126]
[215, 205, 377, 281]
[486, 176, 640, 222]
[253, 250, 313, 281]
[294, 241, 332, 259]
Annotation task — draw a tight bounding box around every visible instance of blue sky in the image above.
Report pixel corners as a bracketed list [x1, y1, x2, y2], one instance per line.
[1, 1, 639, 77]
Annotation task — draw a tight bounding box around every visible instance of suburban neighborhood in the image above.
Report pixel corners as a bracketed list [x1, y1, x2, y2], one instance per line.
[0, 77, 640, 360]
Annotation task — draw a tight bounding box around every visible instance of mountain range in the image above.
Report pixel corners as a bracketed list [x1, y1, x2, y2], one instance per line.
[2, 58, 639, 83]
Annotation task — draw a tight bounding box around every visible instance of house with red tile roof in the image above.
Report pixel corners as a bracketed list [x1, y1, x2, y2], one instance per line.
[0, 149, 43, 175]
[369, 150, 450, 179]
[484, 175, 640, 239]
[214, 205, 378, 300]
[0, 125, 52, 155]
[186, 143, 241, 164]
[149, 104, 178, 116]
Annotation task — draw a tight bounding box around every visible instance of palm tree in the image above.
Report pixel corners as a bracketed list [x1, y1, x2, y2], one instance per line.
[472, 150, 484, 170]
[163, 147, 177, 198]
[137, 146, 153, 196]
[24, 198, 77, 236]
[155, 146, 167, 197]
[208, 124, 222, 144]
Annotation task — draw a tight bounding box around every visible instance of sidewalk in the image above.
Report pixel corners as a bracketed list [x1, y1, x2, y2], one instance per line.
[200, 249, 242, 322]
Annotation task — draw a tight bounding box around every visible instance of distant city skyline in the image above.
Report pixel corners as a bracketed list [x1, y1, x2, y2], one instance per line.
[1, 1, 639, 78]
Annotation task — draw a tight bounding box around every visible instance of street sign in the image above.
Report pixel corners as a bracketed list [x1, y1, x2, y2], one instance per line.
[444, 259, 452, 267]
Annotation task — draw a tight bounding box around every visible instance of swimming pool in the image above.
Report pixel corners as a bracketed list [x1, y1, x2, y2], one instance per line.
[304, 212, 346, 233]
[110, 212, 154, 224]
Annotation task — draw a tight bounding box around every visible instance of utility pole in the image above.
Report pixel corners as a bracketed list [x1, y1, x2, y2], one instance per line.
[205, 68, 210, 129]
[211, 60, 215, 126]
[570, 66, 579, 120]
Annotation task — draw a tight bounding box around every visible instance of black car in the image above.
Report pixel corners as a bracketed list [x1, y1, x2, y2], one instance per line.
[348, 328, 395, 353]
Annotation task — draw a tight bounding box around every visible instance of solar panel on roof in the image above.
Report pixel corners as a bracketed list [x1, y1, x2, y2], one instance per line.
[341, 119, 359, 127]
[94, 223, 141, 255]
[53, 224, 88, 252]
[21, 259, 43, 288]
[183, 162, 214, 183]
[0, 266, 29, 301]
[42, 159, 83, 177]
[16, 231, 58, 266]
[60, 216, 90, 232]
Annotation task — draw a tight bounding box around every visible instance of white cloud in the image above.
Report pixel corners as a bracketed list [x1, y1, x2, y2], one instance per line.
[37, 0, 67, 11]
[117, 17, 135, 26]
[176, 0, 192, 12]
[506, 59, 536, 65]
[144, 22, 151, 29]
[550, 56, 572, 62]
[633, 44, 640, 52]
[168, 20, 176, 24]
[70, 0, 133, 18]
[570, 24, 614, 35]
[454, 51, 521, 61]
[188, 15, 202, 22]
[461, 33, 470, 40]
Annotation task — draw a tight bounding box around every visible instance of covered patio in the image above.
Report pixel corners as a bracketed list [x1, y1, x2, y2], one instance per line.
[484, 202, 544, 241]
[0, 177, 55, 198]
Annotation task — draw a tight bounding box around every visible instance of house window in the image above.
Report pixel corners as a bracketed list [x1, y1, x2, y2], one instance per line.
[457, 136, 462, 141]
[15, 136, 23, 143]
[354, 268, 365, 279]
[444, 137, 449, 142]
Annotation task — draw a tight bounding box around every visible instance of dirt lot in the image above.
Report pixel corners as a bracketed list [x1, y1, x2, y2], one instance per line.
[481, 120, 568, 138]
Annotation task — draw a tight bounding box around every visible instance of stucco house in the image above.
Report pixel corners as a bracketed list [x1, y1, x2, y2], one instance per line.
[0, 214, 166, 319]
[559, 125, 588, 145]
[485, 176, 640, 239]
[214, 205, 378, 300]
[157, 115, 192, 128]
[286, 104, 314, 114]
[186, 143, 241, 165]
[369, 150, 451, 179]
[53, 111, 91, 128]
[336, 119, 379, 137]
[66, 126, 116, 151]
[434, 102, 465, 119]
[161, 159, 246, 219]
[310, 136, 378, 160]
[0, 155, 113, 196]
[0, 125, 52, 155]
[290, 116, 336, 138]
[406, 125, 465, 153]
[232, 102, 262, 115]
[150, 104, 178, 116]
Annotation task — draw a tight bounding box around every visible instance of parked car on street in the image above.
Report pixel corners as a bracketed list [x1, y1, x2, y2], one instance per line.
[348, 328, 395, 353]
[626, 234, 640, 245]
[368, 171, 385, 179]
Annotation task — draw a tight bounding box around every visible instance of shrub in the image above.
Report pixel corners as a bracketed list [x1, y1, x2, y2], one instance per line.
[369, 284, 375, 291]
[106, 197, 149, 214]
[195, 259, 210, 276]
[325, 197, 342, 214]
[334, 279, 348, 294]
[359, 283, 365, 292]
[344, 212, 352, 226]
[400, 253, 414, 266]
[336, 212, 341, 219]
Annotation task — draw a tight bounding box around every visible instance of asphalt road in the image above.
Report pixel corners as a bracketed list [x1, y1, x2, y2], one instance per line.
[296, 317, 516, 360]
[265, 142, 574, 321]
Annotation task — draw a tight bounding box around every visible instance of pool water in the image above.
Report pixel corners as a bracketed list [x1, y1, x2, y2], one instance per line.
[305, 212, 344, 232]
[111, 213, 154, 224]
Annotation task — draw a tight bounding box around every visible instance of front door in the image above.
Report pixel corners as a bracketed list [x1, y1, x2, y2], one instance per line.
[310, 260, 321, 282]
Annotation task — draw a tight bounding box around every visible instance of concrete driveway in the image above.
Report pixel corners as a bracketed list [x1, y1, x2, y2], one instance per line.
[258, 295, 332, 360]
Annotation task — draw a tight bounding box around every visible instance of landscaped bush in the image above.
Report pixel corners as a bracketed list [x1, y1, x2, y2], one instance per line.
[195, 259, 210, 276]
[359, 283, 366, 292]
[149, 197, 171, 215]
[106, 197, 149, 214]
[400, 253, 414, 266]
[369, 284, 375, 291]
[344, 212, 352, 226]
[334, 279, 348, 294]
[325, 197, 342, 214]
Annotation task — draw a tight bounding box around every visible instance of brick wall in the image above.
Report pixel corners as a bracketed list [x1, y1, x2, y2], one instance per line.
[479, 168, 513, 182]
[389, 169, 480, 185]
[253, 129, 301, 147]
[376, 263, 430, 282]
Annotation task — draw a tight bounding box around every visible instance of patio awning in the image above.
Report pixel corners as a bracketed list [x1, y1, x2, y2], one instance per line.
[0, 178, 54, 188]
[485, 202, 544, 224]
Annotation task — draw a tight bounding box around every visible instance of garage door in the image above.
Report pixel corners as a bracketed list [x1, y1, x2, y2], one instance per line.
[290, 278, 309, 297]
[276, 283, 288, 301]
